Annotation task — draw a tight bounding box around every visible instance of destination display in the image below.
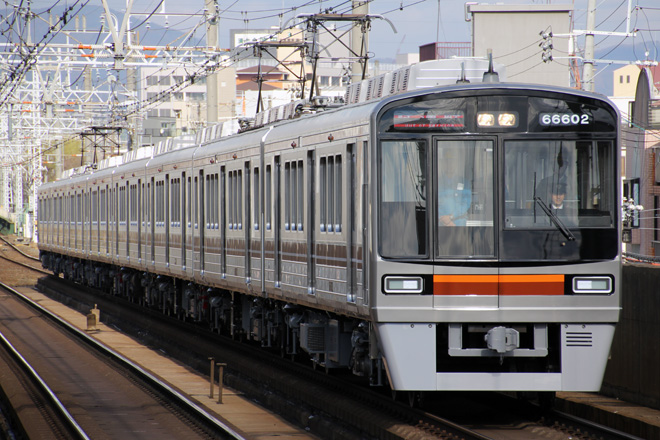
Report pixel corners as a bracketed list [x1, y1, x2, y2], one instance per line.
[392, 109, 465, 129]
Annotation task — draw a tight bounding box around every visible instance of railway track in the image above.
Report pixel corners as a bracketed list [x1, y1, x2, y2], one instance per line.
[0, 236, 640, 440]
[0, 235, 40, 262]
[0, 236, 49, 278]
[0, 319, 88, 439]
[0, 279, 244, 440]
[33, 274, 645, 440]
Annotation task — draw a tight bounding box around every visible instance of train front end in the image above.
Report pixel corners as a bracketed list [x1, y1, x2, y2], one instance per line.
[372, 85, 620, 392]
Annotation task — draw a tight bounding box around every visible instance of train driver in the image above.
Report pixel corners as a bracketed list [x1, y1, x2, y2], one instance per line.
[438, 152, 472, 226]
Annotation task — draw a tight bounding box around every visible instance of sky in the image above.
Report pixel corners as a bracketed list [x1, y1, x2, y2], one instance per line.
[7, 0, 660, 92]
[16, 0, 658, 59]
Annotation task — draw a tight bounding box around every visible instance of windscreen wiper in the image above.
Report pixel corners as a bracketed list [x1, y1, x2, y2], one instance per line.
[534, 196, 576, 241]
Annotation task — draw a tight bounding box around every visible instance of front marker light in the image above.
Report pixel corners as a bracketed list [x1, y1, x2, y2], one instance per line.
[572, 276, 612, 294]
[384, 276, 424, 294]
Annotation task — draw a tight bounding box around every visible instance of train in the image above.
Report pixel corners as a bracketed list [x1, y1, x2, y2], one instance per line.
[37, 58, 621, 395]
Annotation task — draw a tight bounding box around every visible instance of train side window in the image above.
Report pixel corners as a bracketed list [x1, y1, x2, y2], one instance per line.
[92, 191, 98, 224]
[156, 180, 165, 226]
[171, 178, 180, 227]
[130, 184, 138, 225]
[77, 193, 82, 224]
[118, 188, 126, 224]
[227, 170, 242, 230]
[335, 155, 342, 233]
[193, 177, 198, 229]
[320, 157, 326, 232]
[228, 172, 233, 229]
[100, 189, 106, 223]
[237, 170, 243, 230]
[187, 177, 192, 228]
[320, 154, 342, 234]
[254, 167, 259, 230]
[205, 175, 211, 229]
[213, 173, 219, 229]
[204, 173, 219, 229]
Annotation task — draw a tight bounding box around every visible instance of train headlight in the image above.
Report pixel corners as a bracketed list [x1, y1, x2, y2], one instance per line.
[572, 276, 612, 294]
[477, 112, 518, 127]
[498, 113, 516, 126]
[477, 113, 495, 126]
[384, 276, 423, 294]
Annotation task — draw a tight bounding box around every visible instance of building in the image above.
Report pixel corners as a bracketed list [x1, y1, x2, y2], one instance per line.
[616, 64, 660, 256]
[468, 4, 573, 87]
[139, 66, 236, 145]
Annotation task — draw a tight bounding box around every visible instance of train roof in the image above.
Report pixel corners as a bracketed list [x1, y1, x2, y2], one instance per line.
[39, 58, 618, 190]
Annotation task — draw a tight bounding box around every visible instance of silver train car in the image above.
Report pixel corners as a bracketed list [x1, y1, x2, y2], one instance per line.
[38, 60, 621, 393]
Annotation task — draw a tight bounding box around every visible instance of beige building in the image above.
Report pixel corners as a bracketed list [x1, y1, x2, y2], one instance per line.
[468, 4, 573, 87]
[613, 64, 643, 97]
[139, 65, 236, 144]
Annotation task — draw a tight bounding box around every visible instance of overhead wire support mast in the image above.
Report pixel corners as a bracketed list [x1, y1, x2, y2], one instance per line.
[284, 12, 397, 88]
[549, 0, 637, 91]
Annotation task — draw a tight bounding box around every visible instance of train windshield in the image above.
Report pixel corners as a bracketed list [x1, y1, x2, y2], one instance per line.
[378, 91, 618, 261]
[436, 140, 494, 258]
[380, 140, 428, 258]
[504, 140, 615, 230]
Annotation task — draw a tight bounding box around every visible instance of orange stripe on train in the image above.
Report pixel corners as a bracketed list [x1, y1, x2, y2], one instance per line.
[433, 274, 564, 296]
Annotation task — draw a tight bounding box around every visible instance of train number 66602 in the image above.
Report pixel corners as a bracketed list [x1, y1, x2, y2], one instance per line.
[540, 112, 590, 126]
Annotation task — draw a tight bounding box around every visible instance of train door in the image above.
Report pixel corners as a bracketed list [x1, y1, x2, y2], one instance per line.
[91, 190, 97, 255]
[346, 143, 357, 303]
[165, 175, 170, 266]
[125, 183, 130, 259]
[433, 137, 497, 309]
[138, 180, 143, 262]
[252, 162, 261, 287]
[220, 167, 226, 276]
[115, 184, 120, 258]
[150, 177, 155, 264]
[244, 161, 251, 281]
[360, 140, 369, 304]
[103, 186, 108, 256]
[83, 191, 87, 255]
[181, 172, 186, 271]
[306, 151, 315, 293]
[75, 192, 80, 251]
[197, 170, 205, 274]
[186, 174, 193, 274]
[274, 156, 281, 286]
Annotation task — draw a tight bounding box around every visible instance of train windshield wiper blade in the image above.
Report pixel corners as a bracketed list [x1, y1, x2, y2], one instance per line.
[534, 196, 576, 241]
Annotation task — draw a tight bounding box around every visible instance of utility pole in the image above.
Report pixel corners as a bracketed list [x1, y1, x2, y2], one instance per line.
[582, 0, 596, 92]
[206, 0, 219, 124]
[351, 1, 369, 83]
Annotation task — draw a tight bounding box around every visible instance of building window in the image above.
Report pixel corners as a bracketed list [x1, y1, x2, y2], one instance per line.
[627, 75, 630, 84]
